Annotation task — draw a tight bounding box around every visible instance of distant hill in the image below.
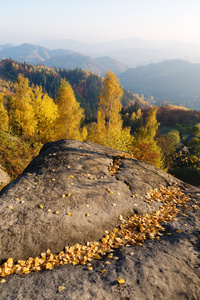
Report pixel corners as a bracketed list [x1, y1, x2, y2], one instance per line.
[0, 59, 146, 121]
[38, 37, 200, 67]
[0, 43, 14, 51]
[44, 54, 127, 76]
[0, 43, 128, 76]
[119, 59, 200, 110]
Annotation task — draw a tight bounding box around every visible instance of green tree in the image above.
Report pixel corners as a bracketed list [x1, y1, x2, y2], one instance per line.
[166, 130, 180, 146]
[187, 137, 200, 152]
[192, 123, 200, 137]
[55, 79, 84, 140]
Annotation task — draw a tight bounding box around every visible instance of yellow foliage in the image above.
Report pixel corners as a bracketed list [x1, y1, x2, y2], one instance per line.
[31, 85, 58, 142]
[0, 93, 9, 131]
[89, 70, 132, 152]
[55, 79, 84, 140]
[10, 74, 36, 137]
[130, 107, 164, 169]
[81, 126, 88, 141]
[98, 70, 123, 143]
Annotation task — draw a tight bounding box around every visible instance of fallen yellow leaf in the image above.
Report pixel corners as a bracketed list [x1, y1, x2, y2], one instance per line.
[0, 279, 6, 283]
[58, 286, 66, 293]
[100, 269, 106, 273]
[46, 262, 52, 269]
[7, 258, 13, 268]
[118, 278, 125, 284]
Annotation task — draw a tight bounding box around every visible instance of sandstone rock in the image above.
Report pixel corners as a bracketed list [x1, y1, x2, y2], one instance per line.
[0, 139, 199, 299]
[0, 164, 10, 187]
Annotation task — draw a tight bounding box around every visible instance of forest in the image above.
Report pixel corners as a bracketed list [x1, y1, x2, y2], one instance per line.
[119, 59, 200, 110]
[0, 59, 200, 188]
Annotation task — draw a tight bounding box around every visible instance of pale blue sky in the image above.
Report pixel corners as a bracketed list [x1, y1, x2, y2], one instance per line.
[1, 0, 200, 45]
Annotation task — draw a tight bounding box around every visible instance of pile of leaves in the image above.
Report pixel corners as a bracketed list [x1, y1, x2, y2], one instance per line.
[1, 184, 199, 278]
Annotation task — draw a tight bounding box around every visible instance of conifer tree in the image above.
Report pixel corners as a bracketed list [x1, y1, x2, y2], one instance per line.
[0, 93, 9, 131]
[55, 79, 84, 140]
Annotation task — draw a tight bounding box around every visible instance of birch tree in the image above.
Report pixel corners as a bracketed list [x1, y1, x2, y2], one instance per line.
[55, 79, 84, 140]
[10, 74, 36, 137]
[96, 70, 132, 151]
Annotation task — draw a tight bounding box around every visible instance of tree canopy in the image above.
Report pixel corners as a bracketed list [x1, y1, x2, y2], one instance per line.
[55, 79, 84, 140]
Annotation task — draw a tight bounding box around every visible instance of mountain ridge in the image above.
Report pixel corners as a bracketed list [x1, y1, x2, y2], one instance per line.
[0, 43, 128, 76]
[119, 59, 200, 110]
[38, 37, 200, 66]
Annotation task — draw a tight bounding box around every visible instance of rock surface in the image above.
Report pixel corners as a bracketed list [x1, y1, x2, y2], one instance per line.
[0, 139, 199, 299]
[0, 164, 10, 187]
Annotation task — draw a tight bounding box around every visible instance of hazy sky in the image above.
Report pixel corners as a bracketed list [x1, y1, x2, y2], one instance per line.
[1, 0, 200, 45]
